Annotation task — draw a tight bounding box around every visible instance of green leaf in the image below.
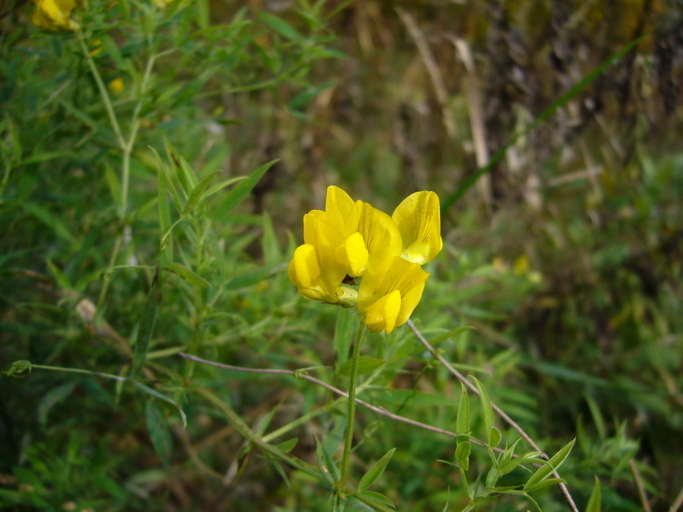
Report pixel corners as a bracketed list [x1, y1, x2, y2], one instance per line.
[38, 381, 77, 429]
[164, 138, 196, 194]
[203, 176, 246, 199]
[149, 146, 182, 212]
[524, 438, 575, 490]
[158, 166, 173, 267]
[357, 490, 396, 509]
[489, 427, 502, 448]
[472, 377, 495, 445]
[337, 356, 384, 377]
[105, 163, 122, 209]
[455, 441, 470, 471]
[358, 448, 395, 492]
[289, 81, 335, 110]
[145, 400, 172, 466]
[22, 202, 77, 247]
[523, 477, 566, 492]
[213, 160, 277, 219]
[276, 438, 298, 453]
[586, 476, 601, 512]
[46, 259, 72, 291]
[167, 262, 210, 288]
[224, 263, 286, 291]
[133, 381, 187, 428]
[314, 435, 338, 486]
[456, 382, 470, 435]
[131, 271, 160, 379]
[334, 308, 356, 367]
[367, 387, 458, 408]
[182, 170, 219, 216]
[259, 12, 304, 42]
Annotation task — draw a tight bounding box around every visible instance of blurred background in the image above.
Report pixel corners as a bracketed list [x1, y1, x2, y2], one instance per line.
[1, 0, 682, 510]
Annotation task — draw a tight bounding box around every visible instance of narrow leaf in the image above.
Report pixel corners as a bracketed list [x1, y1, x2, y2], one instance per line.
[145, 400, 172, 466]
[585, 476, 601, 512]
[149, 146, 182, 212]
[167, 262, 210, 288]
[357, 490, 396, 508]
[164, 138, 196, 194]
[456, 382, 470, 435]
[358, 448, 396, 492]
[259, 12, 304, 42]
[213, 160, 277, 220]
[337, 356, 384, 377]
[131, 271, 160, 379]
[224, 263, 285, 291]
[182, 170, 219, 216]
[455, 440, 471, 471]
[472, 377, 495, 445]
[133, 381, 187, 428]
[524, 438, 575, 490]
[23, 202, 77, 246]
[158, 168, 173, 267]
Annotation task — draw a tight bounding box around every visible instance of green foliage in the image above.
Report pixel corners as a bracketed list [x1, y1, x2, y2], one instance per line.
[1, 0, 680, 511]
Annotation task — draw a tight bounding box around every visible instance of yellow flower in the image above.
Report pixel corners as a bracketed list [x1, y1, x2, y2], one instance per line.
[32, 0, 80, 32]
[392, 191, 443, 264]
[289, 186, 442, 333]
[358, 256, 429, 334]
[108, 78, 124, 96]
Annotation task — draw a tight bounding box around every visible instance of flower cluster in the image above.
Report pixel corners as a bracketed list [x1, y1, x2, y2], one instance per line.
[289, 186, 442, 334]
[31, 0, 80, 32]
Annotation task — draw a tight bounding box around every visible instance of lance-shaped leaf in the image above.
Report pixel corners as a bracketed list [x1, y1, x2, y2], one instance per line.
[167, 262, 210, 288]
[358, 448, 396, 492]
[182, 170, 220, 216]
[213, 160, 277, 220]
[524, 438, 575, 491]
[146, 400, 172, 467]
[131, 271, 160, 379]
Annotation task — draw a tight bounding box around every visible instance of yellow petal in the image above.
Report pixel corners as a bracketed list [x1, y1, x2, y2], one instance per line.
[288, 244, 320, 290]
[325, 186, 355, 229]
[336, 232, 368, 277]
[392, 191, 443, 264]
[356, 202, 402, 266]
[364, 289, 401, 334]
[358, 256, 429, 332]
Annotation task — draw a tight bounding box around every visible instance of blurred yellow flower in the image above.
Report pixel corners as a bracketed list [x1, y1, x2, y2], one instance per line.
[108, 78, 124, 96]
[32, 0, 80, 32]
[289, 186, 442, 333]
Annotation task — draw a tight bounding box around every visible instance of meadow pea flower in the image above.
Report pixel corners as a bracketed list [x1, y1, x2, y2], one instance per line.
[32, 0, 80, 32]
[289, 186, 442, 333]
[357, 256, 430, 334]
[392, 191, 443, 264]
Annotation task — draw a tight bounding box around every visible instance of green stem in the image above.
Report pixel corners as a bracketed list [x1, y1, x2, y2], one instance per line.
[25, 363, 127, 382]
[338, 318, 366, 490]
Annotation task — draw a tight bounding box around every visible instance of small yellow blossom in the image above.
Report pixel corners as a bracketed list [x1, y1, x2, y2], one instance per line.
[32, 0, 80, 32]
[108, 78, 125, 96]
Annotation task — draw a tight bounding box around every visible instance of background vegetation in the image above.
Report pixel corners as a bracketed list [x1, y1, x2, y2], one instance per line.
[1, 0, 682, 510]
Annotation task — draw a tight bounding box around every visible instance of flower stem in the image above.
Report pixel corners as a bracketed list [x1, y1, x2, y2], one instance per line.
[338, 318, 366, 490]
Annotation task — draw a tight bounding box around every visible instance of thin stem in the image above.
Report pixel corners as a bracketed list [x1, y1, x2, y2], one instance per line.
[178, 352, 495, 447]
[337, 319, 365, 490]
[27, 363, 127, 382]
[407, 319, 580, 512]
